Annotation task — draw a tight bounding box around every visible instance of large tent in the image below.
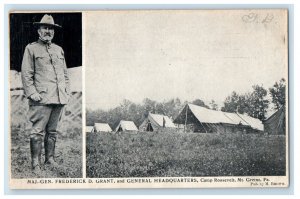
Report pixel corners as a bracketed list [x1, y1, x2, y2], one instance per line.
[263, 106, 286, 135]
[139, 113, 176, 131]
[94, 123, 112, 133]
[174, 104, 264, 133]
[115, 120, 138, 132]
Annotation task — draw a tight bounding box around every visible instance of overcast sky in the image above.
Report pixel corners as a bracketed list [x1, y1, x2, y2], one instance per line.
[85, 10, 287, 110]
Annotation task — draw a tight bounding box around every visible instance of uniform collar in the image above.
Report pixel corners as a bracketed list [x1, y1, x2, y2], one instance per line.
[38, 38, 52, 46]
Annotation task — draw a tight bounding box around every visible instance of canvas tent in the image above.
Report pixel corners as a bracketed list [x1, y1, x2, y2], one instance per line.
[174, 104, 264, 133]
[94, 123, 112, 132]
[86, 126, 94, 133]
[263, 106, 286, 135]
[139, 113, 176, 131]
[115, 120, 138, 132]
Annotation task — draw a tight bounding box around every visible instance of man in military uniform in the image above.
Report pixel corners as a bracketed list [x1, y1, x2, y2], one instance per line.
[21, 14, 70, 173]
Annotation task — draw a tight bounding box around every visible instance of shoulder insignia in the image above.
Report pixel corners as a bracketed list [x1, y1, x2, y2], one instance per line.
[30, 41, 37, 45]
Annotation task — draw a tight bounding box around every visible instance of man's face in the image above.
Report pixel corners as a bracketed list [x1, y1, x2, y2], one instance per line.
[38, 25, 55, 42]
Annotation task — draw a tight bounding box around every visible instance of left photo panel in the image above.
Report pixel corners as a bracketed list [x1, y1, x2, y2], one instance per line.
[9, 12, 83, 178]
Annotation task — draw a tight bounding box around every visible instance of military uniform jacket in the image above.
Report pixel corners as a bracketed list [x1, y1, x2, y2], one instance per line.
[21, 39, 70, 105]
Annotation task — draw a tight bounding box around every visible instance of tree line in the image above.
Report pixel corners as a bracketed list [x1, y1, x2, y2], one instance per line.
[86, 78, 286, 129]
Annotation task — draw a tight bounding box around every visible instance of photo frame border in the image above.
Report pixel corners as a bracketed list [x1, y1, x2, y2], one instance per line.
[3, 3, 295, 195]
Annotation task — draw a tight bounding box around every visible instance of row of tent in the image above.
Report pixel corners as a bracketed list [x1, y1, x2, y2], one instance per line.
[87, 120, 140, 133]
[86, 104, 286, 135]
[86, 113, 176, 133]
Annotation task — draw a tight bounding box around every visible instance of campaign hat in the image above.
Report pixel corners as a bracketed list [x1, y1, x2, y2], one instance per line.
[33, 14, 62, 28]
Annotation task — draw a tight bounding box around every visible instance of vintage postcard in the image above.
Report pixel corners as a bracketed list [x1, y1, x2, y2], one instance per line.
[9, 9, 288, 189]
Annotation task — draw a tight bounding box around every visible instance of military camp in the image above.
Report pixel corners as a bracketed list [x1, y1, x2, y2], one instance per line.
[85, 92, 287, 178]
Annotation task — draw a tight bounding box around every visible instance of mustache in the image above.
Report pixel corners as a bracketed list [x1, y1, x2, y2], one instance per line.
[44, 33, 52, 36]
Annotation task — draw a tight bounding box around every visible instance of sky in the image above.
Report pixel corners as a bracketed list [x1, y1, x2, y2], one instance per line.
[85, 10, 287, 110]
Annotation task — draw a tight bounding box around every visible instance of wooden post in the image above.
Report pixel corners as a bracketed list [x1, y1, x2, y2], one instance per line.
[184, 104, 188, 133]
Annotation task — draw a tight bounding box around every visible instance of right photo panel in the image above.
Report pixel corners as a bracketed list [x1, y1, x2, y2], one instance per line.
[84, 10, 288, 188]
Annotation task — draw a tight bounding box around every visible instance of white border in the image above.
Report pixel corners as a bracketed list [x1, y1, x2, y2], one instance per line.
[1, 0, 298, 197]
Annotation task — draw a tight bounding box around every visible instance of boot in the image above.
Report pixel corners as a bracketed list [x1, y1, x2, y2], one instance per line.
[44, 133, 59, 167]
[30, 134, 43, 173]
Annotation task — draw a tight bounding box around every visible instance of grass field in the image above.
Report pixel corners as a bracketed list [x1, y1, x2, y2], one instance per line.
[10, 126, 82, 178]
[86, 131, 286, 178]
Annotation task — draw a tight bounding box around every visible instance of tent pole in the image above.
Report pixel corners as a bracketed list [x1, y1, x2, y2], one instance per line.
[184, 104, 188, 133]
[199, 121, 208, 133]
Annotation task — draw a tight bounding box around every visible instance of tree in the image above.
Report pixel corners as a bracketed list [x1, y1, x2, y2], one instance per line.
[236, 93, 251, 114]
[191, 99, 210, 109]
[155, 102, 166, 115]
[120, 99, 133, 117]
[86, 108, 109, 126]
[247, 85, 269, 120]
[221, 91, 240, 113]
[221, 85, 269, 120]
[163, 98, 182, 119]
[209, 100, 219, 110]
[142, 98, 157, 117]
[269, 78, 286, 110]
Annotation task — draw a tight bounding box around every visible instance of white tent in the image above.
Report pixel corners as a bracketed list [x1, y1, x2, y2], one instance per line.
[94, 123, 112, 132]
[139, 113, 176, 131]
[115, 120, 138, 132]
[174, 103, 264, 133]
[86, 126, 94, 133]
[187, 104, 234, 124]
[236, 113, 264, 131]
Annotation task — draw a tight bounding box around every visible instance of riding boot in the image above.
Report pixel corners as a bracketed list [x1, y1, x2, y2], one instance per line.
[30, 134, 43, 173]
[44, 133, 58, 167]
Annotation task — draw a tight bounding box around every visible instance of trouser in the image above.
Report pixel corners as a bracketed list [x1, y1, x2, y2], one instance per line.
[29, 104, 65, 136]
[28, 104, 65, 168]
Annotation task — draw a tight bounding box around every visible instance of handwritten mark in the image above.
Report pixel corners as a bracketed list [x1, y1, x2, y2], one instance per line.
[242, 13, 258, 23]
[242, 13, 274, 24]
[261, 14, 274, 23]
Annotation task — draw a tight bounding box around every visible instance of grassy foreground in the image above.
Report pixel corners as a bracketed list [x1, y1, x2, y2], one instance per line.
[11, 126, 82, 178]
[86, 131, 286, 177]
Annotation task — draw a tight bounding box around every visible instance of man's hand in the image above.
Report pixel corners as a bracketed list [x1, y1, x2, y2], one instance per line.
[30, 93, 42, 102]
